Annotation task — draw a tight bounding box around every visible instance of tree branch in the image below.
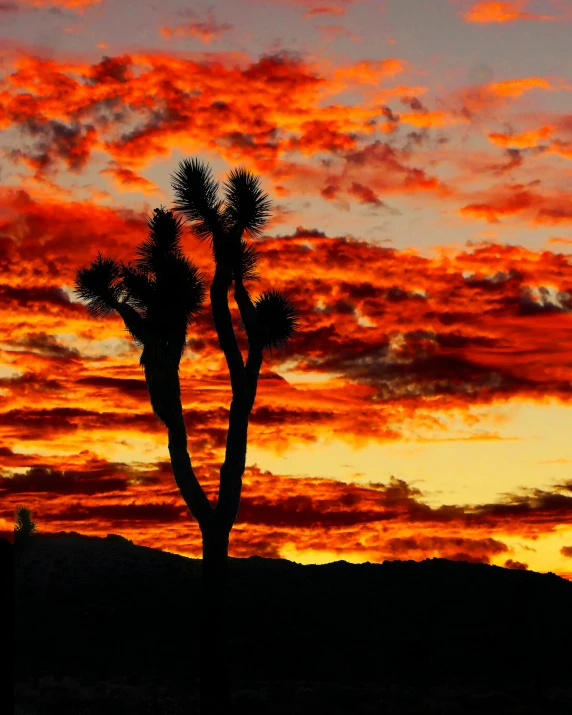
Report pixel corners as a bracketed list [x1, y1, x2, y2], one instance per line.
[215, 276, 264, 531]
[234, 277, 263, 409]
[210, 242, 245, 397]
[168, 411, 215, 530]
[114, 300, 148, 345]
[215, 397, 248, 531]
[144, 363, 214, 529]
[244, 344, 263, 413]
[233, 278, 257, 343]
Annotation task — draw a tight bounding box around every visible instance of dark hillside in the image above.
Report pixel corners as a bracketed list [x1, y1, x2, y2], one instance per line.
[15, 531, 571, 686]
[14, 532, 572, 713]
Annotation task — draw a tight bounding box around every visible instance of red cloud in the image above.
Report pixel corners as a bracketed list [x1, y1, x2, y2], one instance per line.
[504, 559, 528, 569]
[160, 12, 233, 44]
[98, 165, 160, 194]
[348, 181, 384, 206]
[459, 184, 572, 225]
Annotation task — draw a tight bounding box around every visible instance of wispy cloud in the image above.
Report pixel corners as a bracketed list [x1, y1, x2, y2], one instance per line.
[19, 0, 102, 10]
[160, 10, 233, 44]
[461, 1, 557, 24]
[315, 24, 361, 42]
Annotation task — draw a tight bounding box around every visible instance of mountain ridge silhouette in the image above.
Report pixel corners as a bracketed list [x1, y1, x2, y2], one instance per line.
[15, 530, 571, 692]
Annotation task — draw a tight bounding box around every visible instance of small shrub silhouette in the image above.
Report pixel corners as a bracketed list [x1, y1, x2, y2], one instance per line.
[14, 506, 37, 550]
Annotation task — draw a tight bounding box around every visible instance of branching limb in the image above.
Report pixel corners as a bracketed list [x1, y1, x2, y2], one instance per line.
[214, 276, 263, 530]
[144, 362, 214, 528]
[114, 300, 149, 346]
[234, 277, 263, 409]
[244, 344, 263, 413]
[167, 410, 215, 530]
[234, 278, 258, 343]
[210, 253, 245, 398]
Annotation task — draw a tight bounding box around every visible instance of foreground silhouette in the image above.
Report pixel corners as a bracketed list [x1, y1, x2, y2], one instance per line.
[13, 506, 37, 549]
[15, 533, 572, 713]
[75, 160, 300, 714]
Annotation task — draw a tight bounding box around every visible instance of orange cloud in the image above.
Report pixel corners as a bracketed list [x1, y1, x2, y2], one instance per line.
[462, 1, 556, 24]
[19, 0, 101, 8]
[488, 77, 555, 97]
[305, 5, 346, 16]
[488, 125, 553, 148]
[550, 139, 572, 159]
[333, 58, 405, 85]
[487, 123, 572, 160]
[398, 111, 461, 129]
[445, 75, 569, 126]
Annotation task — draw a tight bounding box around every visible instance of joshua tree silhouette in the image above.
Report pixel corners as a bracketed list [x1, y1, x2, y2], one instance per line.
[75, 158, 300, 715]
[14, 505, 37, 549]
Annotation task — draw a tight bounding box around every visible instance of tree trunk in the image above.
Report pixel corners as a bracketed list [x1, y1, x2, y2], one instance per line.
[200, 524, 231, 715]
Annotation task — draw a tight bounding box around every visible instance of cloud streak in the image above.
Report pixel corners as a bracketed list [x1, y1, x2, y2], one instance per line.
[461, 1, 557, 24]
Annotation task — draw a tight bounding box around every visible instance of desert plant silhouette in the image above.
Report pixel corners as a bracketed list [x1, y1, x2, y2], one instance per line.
[14, 505, 37, 550]
[75, 158, 300, 715]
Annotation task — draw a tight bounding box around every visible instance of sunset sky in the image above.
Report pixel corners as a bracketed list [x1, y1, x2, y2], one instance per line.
[1, 0, 571, 579]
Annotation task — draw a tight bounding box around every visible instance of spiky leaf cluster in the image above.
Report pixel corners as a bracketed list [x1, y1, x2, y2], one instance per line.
[136, 206, 186, 272]
[222, 168, 272, 239]
[169, 159, 272, 283]
[77, 161, 300, 366]
[137, 253, 205, 360]
[75, 207, 206, 365]
[253, 289, 301, 354]
[171, 158, 222, 241]
[230, 239, 261, 284]
[74, 252, 122, 318]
